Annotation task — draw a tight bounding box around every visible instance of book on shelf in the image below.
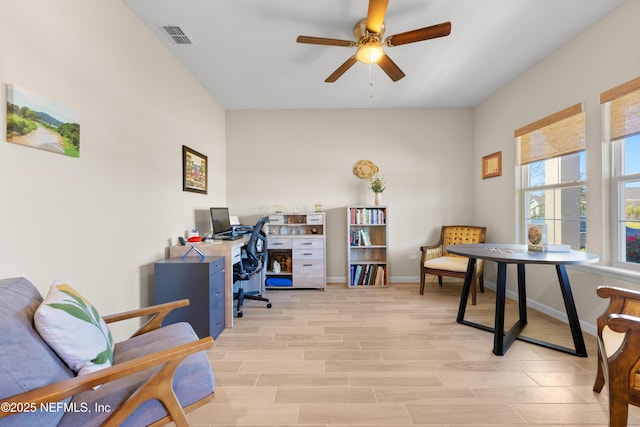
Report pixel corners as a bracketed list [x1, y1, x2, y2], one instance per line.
[374, 265, 384, 286]
[359, 229, 372, 246]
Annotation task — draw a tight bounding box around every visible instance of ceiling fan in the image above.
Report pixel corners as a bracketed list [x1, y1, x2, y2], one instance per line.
[296, 0, 451, 83]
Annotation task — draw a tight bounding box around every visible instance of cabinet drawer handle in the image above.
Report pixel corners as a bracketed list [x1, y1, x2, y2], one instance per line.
[302, 242, 313, 245]
[303, 252, 313, 256]
[272, 242, 283, 246]
[303, 264, 313, 267]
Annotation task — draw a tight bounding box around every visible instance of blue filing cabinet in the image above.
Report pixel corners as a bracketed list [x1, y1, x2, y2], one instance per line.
[153, 256, 225, 339]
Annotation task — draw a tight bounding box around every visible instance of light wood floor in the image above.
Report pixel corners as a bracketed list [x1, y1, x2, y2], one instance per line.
[188, 281, 640, 426]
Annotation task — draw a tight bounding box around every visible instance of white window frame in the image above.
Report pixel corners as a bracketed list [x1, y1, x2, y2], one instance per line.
[514, 104, 586, 249]
[519, 154, 586, 247]
[610, 134, 640, 271]
[601, 76, 640, 271]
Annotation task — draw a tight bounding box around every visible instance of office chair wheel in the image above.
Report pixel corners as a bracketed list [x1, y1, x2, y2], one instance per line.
[267, 303, 272, 308]
[237, 311, 243, 318]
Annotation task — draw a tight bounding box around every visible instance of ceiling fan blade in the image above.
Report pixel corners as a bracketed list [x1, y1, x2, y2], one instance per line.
[377, 54, 405, 82]
[366, 0, 389, 34]
[386, 22, 451, 47]
[325, 56, 358, 83]
[297, 35, 355, 47]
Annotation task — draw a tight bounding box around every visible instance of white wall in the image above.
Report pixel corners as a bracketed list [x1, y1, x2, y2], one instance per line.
[473, 0, 640, 332]
[0, 0, 226, 339]
[226, 108, 474, 281]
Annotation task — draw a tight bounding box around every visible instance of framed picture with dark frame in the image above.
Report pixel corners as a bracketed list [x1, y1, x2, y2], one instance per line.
[482, 151, 502, 179]
[182, 145, 208, 194]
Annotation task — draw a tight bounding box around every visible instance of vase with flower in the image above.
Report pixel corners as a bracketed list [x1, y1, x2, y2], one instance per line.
[369, 174, 386, 206]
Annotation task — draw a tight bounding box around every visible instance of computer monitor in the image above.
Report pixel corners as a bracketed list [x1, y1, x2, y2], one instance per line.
[210, 207, 233, 236]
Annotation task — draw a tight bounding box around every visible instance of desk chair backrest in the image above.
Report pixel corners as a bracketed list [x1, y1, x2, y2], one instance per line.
[233, 216, 272, 317]
[242, 216, 270, 274]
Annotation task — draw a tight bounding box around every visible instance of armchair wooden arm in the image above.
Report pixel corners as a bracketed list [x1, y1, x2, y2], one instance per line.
[103, 299, 190, 338]
[420, 243, 443, 262]
[608, 312, 640, 334]
[594, 285, 640, 427]
[0, 336, 214, 426]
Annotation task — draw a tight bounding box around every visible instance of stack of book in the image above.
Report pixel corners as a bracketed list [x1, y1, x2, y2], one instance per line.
[350, 264, 385, 286]
[349, 229, 372, 246]
[350, 208, 386, 225]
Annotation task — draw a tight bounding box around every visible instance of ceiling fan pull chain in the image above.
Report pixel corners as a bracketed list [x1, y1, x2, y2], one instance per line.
[369, 65, 374, 99]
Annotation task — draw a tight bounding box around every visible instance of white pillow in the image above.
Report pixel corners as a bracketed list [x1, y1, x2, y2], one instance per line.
[35, 281, 114, 376]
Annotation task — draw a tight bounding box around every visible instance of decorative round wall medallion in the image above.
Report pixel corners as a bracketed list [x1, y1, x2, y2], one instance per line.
[353, 160, 378, 179]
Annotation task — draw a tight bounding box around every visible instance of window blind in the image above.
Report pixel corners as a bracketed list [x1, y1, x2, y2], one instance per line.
[514, 103, 585, 165]
[600, 76, 640, 141]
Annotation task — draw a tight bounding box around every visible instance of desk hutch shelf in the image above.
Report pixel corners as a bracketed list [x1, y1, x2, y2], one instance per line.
[346, 206, 389, 287]
[265, 212, 326, 290]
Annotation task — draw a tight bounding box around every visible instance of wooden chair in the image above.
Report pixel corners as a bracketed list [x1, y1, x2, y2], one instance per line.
[420, 225, 486, 305]
[593, 286, 640, 427]
[0, 276, 215, 427]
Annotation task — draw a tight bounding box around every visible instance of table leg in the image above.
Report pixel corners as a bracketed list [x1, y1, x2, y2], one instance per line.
[456, 257, 476, 323]
[493, 262, 507, 355]
[494, 262, 529, 355]
[456, 256, 588, 357]
[517, 264, 527, 323]
[556, 264, 587, 357]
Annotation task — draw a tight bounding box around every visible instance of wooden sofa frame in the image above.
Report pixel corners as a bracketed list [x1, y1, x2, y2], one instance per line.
[0, 299, 214, 427]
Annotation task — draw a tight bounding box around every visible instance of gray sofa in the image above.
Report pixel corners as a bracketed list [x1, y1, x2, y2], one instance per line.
[0, 277, 215, 427]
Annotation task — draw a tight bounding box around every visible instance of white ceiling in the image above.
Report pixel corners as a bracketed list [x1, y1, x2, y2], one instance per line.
[122, 0, 623, 110]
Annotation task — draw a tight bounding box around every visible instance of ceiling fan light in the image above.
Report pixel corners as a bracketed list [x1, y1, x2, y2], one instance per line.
[356, 42, 384, 64]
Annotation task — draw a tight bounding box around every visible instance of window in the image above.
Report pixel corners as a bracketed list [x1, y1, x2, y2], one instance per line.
[602, 76, 640, 268]
[515, 104, 586, 249]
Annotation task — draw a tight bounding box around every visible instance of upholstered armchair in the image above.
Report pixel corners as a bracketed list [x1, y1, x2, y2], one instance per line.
[420, 225, 486, 305]
[593, 286, 640, 427]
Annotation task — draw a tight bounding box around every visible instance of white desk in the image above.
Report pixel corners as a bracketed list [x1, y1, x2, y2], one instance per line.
[169, 238, 249, 329]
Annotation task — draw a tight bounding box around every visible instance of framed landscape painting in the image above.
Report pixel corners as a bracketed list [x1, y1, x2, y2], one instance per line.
[6, 84, 80, 157]
[182, 145, 208, 194]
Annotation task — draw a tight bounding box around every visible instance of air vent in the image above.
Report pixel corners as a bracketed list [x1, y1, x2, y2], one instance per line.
[162, 25, 192, 45]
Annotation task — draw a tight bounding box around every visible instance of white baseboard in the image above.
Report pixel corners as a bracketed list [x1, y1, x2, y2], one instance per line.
[327, 276, 421, 283]
[483, 280, 596, 337]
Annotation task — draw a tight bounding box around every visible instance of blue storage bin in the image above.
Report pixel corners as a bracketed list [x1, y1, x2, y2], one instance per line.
[266, 277, 293, 287]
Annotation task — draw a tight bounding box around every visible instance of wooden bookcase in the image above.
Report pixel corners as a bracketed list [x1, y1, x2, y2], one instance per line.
[346, 206, 389, 287]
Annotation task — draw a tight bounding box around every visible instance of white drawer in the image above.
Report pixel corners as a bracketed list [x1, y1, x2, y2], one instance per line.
[231, 247, 242, 264]
[306, 214, 323, 225]
[268, 238, 292, 249]
[293, 248, 323, 261]
[293, 262, 324, 278]
[268, 215, 285, 225]
[293, 238, 324, 249]
[293, 278, 325, 288]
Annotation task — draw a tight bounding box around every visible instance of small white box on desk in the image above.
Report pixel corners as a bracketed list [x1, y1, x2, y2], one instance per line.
[547, 244, 571, 252]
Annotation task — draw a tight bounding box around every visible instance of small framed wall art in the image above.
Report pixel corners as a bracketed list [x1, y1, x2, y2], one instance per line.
[182, 145, 208, 194]
[6, 84, 80, 158]
[482, 151, 502, 179]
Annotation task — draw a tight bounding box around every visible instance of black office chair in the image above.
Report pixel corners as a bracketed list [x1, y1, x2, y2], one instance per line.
[233, 216, 272, 317]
